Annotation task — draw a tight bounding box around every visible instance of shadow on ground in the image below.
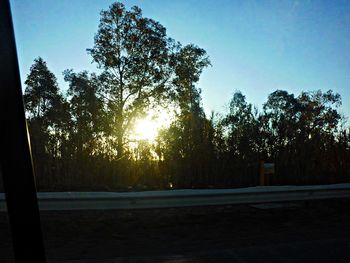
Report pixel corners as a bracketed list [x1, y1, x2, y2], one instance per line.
[1, 199, 350, 262]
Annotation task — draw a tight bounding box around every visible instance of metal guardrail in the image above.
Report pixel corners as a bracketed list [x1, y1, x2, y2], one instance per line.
[1, 183, 350, 211]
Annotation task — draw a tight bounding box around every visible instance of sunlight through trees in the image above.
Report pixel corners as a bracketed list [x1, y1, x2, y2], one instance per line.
[19, 2, 350, 192]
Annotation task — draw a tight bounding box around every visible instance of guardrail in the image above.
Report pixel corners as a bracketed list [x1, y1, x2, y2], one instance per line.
[1, 183, 350, 211]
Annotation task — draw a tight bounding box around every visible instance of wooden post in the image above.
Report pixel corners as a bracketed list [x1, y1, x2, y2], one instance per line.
[259, 161, 275, 186]
[259, 160, 265, 186]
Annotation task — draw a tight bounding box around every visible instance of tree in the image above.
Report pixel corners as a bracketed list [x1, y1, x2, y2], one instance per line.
[24, 57, 62, 120]
[221, 91, 260, 186]
[263, 89, 341, 151]
[223, 91, 258, 157]
[64, 70, 105, 159]
[262, 89, 342, 184]
[24, 57, 70, 189]
[171, 44, 211, 115]
[297, 90, 342, 138]
[87, 2, 174, 159]
[157, 44, 212, 187]
[262, 90, 299, 159]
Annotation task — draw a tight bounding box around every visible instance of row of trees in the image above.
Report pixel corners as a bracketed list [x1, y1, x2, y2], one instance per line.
[18, 2, 350, 191]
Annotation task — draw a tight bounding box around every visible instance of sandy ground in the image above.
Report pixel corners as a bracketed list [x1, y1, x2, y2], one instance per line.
[1, 199, 350, 262]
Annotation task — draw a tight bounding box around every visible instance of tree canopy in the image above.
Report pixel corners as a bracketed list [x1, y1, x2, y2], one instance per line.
[14, 1, 350, 192]
[87, 2, 175, 159]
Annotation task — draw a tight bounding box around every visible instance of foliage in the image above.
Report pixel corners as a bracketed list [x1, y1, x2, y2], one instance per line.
[87, 2, 174, 159]
[19, 2, 350, 191]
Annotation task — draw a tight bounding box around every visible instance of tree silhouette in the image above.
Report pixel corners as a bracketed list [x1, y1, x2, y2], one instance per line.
[19, 2, 350, 192]
[64, 70, 105, 158]
[87, 2, 174, 160]
[221, 92, 260, 185]
[24, 57, 69, 189]
[157, 44, 212, 187]
[24, 57, 62, 120]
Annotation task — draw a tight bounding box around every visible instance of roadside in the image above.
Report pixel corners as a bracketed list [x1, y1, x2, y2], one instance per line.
[1, 199, 350, 262]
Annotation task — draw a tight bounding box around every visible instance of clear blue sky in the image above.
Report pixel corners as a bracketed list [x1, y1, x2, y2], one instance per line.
[10, 0, 350, 120]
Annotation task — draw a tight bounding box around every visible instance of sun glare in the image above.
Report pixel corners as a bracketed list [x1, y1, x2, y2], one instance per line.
[133, 110, 173, 143]
[134, 119, 158, 142]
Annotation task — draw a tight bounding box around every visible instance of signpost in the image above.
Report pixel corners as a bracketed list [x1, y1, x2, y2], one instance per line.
[260, 161, 275, 186]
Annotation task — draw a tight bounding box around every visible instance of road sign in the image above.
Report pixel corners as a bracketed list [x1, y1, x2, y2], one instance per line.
[264, 163, 275, 175]
[260, 161, 275, 186]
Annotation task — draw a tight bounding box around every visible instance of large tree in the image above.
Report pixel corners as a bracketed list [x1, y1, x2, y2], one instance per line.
[24, 57, 62, 120]
[156, 44, 212, 187]
[24, 57, 70, 188]
[223, 91, 259, 159]
[262, 89, 342, 183]
[64, 70, 105, 159]
[88, 2, 174, 159]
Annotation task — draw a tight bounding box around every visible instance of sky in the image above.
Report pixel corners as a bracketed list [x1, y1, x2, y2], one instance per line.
[10, 0, 350, 119]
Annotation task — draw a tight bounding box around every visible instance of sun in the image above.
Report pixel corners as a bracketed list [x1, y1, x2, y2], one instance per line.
[134, 118, 158, 142]
[132, 109, 173, 143]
